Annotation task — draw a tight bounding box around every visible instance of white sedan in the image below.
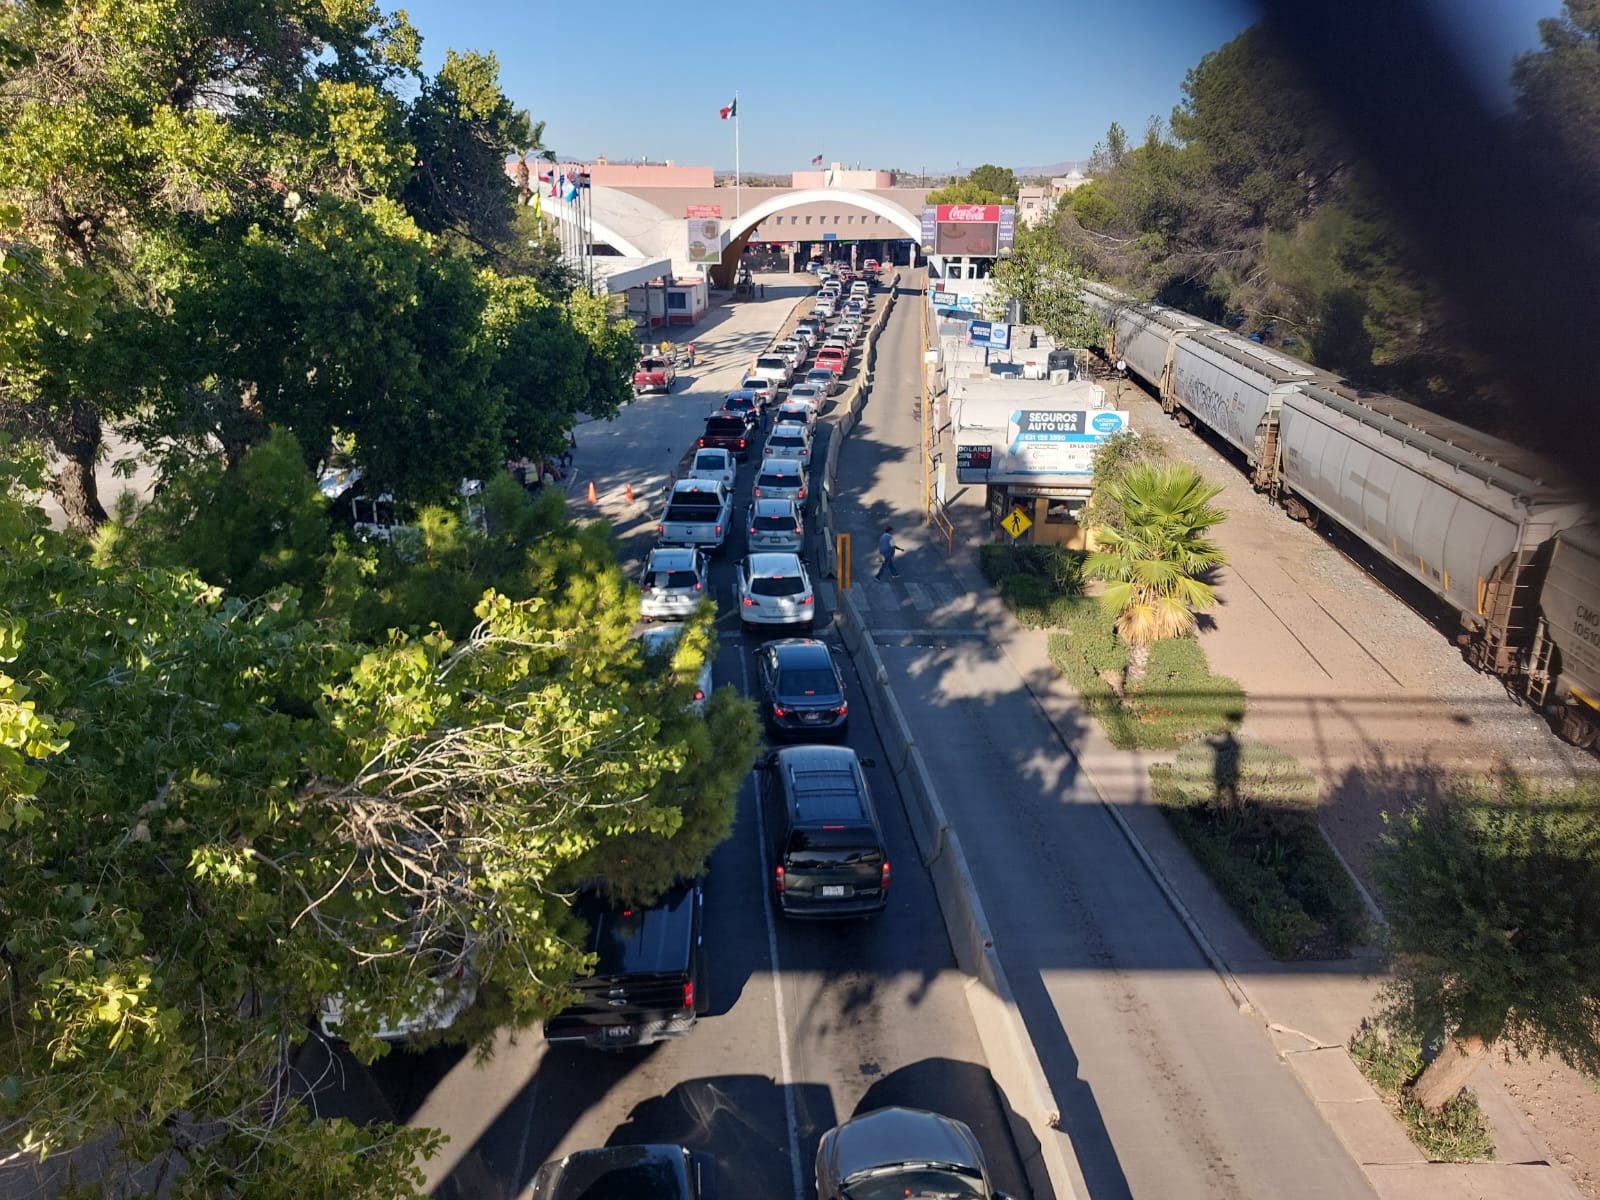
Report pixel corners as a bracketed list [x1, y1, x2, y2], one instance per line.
[737, 552, 815, 634]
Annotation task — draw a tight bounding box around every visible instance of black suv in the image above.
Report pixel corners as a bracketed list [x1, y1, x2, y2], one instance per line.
[755, 638, 848, 741]
[700, 411, 758, 459]
[759, 745, 888, 918]
[543, 882, 707, 1048]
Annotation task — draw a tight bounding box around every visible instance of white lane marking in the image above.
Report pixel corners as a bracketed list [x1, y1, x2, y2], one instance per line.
[743, 649, 805, 1200]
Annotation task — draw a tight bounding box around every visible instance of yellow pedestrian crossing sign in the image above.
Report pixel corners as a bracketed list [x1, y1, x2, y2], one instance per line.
[1001, 508, 1032, 539]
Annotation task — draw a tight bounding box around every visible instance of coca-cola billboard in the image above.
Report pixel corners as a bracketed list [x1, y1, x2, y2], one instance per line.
[935, 204, 1001, 222]
[922, 203, 1017, 257]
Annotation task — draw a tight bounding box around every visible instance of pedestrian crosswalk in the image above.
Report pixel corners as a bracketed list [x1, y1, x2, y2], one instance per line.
[852, 578, 962, 612]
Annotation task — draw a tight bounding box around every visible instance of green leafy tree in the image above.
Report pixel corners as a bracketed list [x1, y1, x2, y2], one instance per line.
[0, 0, 421, 530]
[925, 178, 1006, 206]
[1371, 772, 1600, 1112]
[1512, 0, 1600, 240]
[1083, 462, 1227, 682]
[966, 163, 1019, 202]
[401, 50, 534, 252]
[0, 445, 757, 1196]
[986, 216, 1100, 346]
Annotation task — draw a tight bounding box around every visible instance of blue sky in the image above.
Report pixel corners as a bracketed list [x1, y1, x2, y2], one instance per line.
[392, 0, 1561, 173]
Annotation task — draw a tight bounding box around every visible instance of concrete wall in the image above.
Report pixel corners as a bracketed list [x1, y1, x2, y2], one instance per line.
[790, 168, 897, 189]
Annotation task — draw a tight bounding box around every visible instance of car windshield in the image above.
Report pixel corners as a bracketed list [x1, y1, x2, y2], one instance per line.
[840, 1167, 985, 1200]
[754, 515, 797, 531]
[750, 574, 805, 597]
[694, 454, 727, 471]
[758, 473, 798, 490]
[777, 668, 838, 696]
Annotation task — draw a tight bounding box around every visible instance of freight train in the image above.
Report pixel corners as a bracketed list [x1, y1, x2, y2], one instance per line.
[1081, 281, 1600, 749]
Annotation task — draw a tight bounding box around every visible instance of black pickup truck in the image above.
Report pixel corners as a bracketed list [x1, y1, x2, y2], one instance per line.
[544, 882, 707, 1049]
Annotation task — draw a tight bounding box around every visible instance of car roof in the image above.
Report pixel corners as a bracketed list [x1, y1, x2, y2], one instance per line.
[747, 551, 803, 574]
[773, 745, 870, 822]
[826, 1107, 984, 1184]
[764, 638, 835, 669]
[753, 495, 798, 513]
[694, 447, 731, 459]
[757, 457, 802, 476]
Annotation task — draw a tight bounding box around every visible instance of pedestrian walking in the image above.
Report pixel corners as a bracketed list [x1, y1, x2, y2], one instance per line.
[687, 342, 697, 367]
[874, 525, 901, 580]
[559, 432, 576, 469]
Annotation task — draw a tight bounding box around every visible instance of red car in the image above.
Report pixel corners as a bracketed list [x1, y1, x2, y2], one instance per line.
[815, 349, 847, 376]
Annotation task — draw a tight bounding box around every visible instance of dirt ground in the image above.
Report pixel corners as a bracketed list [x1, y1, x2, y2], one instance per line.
[1105, 375, 1600, 1193]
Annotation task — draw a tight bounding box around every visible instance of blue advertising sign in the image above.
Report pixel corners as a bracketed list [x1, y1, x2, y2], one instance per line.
[1091, 412, 1126, 434]
[966, 320, 1012, 349]
[822, 232, 837, 240]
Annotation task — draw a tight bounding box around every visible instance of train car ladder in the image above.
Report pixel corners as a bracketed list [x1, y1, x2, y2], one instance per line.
[1252, 419, 1281, 494]
[1480, 543, 1541, 674]
[1525, 616, 1555, 706]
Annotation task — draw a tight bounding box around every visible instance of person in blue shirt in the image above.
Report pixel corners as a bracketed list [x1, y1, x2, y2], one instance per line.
[875, 525, 901, 580]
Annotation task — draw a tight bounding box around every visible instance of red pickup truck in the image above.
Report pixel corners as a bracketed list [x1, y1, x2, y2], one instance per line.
[632, 356, 678, 396]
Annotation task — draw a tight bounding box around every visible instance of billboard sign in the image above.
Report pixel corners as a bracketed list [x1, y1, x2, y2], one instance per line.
[931, 290, 958, 306]
[925, 203, 1014, 258]
[998, 205, 1017, 253]
[686, 218, 723, 263]
[686, 204, 722, 218]
[1002, 409, 1129, 476]
[967, 321, 1011, 349]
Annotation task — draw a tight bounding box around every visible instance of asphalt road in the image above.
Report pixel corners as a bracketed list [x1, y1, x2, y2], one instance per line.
[300, 274, 1032, 1200]
[831, 273, 1376, 1199]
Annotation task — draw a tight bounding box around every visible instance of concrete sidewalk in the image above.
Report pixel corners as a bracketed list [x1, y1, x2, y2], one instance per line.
[824, 277, 1580, 1200]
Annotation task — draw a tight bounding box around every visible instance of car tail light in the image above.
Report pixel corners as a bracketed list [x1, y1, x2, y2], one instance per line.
[682, 979, 694, 1010]
[694, 581, 702, 591]
[881, 861, 891, 890]
[698, 437, 707, 447]
[838, 700, 849, 714]
[656, 525, 664, 536]
[742, 596, 755, 607]
[753, 487, 761, 497]
[772, 705, 788, 717]
[715, 525, 722, 536]
[798, 486, 806, 499]
[774, 865, 784, 893]
[693, 687, 705, 701]
[801, 595, 813, 605]
[738, 437, 746, 449]
[791, 526, 801, 535]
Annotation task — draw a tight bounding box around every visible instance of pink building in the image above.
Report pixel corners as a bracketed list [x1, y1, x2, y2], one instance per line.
[789, 168, 897, 189]
[503, 159, 714, 189]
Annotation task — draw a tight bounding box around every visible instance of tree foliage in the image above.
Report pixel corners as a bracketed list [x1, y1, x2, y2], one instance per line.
[1371, 772, 1600, 1081]
[1084, 462, 1227, 681]
[1512, 0, 1600, 240]
[925, 178, 1006, 206]
[986, 213, 1100, 347]
[1055, 22, 1562, 440]
[0, 443, 760, 1196]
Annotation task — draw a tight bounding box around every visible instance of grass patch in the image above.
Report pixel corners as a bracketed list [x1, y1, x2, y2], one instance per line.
[1045, 604, 1245, 749]
[982, 543, 1244, 748]
[1149, 740, 1372, 958]
[1349, 1022, 1496, 1161]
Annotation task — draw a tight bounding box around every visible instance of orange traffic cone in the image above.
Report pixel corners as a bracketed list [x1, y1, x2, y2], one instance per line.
[626, 482, 634, 503]
[586, 481, 597, 504]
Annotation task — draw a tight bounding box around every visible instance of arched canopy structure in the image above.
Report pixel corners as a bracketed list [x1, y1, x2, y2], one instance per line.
[723, 188, 922, 243]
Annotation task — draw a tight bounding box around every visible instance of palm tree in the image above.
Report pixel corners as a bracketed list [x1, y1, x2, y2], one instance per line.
[1084, 462, 1228, 683]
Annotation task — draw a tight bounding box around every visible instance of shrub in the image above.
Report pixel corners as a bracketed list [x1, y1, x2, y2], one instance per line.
[1150, 741, 1372, 957]
[1349, 1023, 1496, 1161]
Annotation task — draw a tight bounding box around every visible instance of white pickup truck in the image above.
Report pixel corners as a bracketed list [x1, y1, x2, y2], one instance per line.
[656, 478, 733, 553]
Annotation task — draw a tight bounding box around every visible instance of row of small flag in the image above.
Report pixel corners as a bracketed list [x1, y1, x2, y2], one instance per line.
[537, 170, 591, 201]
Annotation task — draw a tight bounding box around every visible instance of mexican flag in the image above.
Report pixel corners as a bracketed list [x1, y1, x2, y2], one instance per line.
[719, 97, 737, 120]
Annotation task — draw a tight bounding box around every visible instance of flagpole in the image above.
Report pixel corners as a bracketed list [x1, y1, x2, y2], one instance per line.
[734, 91, 741, 219]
